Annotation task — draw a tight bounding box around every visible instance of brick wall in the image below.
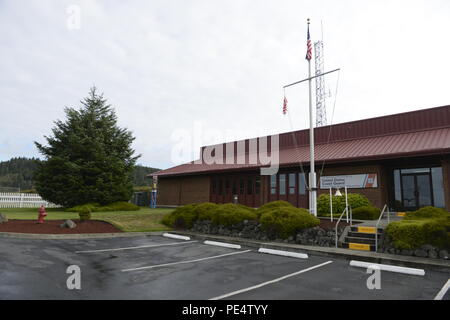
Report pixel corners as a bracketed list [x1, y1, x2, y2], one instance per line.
[441, 159, 450, 211]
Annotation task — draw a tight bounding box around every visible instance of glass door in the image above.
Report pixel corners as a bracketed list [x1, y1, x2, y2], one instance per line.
[400, 172, 433, 210]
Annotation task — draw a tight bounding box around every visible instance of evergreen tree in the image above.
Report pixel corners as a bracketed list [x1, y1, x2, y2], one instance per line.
[34, 87, 140, 207]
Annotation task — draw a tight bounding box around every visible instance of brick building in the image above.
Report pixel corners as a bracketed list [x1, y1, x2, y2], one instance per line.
[153, 105, 450, 211]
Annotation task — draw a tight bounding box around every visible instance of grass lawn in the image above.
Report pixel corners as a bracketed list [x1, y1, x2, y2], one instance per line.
[0, 207, 174, 232]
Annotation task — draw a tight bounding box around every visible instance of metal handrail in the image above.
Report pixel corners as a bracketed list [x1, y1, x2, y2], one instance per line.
[335, 206, 348, 248]
[374, 204, 388, 252]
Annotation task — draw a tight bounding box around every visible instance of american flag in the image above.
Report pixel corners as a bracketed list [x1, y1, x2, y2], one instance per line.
[283, 96, 288, 115]
[306, 23, 312, 61]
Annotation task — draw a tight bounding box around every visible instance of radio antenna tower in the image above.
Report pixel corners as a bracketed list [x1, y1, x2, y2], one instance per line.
[314, 39, 327, 126]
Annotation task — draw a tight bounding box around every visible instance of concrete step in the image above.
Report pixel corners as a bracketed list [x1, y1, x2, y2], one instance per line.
[341, 242, 376, 252]
[350, 226, 384, 234]
[344, 236, 376, 245]
[347, 231, 382, 239]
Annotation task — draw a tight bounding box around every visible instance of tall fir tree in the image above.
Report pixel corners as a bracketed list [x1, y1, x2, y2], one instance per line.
[34, 87, 140, 207]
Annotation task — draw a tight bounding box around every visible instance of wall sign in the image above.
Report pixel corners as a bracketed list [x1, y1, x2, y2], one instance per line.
[320, 173, 378, 189]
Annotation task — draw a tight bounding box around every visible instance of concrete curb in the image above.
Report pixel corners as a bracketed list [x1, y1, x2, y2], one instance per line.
[174, 231, 450, 272]
[0, 231, 164, 240]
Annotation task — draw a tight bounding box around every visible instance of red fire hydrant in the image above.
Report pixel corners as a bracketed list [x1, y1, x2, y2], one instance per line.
[37, 205, 47, 224]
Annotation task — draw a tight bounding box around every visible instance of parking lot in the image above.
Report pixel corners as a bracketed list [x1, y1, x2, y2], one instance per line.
[0, 234, 448, 300]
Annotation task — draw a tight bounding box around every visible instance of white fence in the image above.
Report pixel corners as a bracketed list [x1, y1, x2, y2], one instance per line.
[0, 193, 61, 208]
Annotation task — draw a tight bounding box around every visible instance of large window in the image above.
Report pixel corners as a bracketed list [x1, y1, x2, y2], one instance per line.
[255, 177, 261, 195]
[247, 179, 253, 195]
[393, 167, 445, 209]
[299, 173, 307, 195]
[270, 175, 277, 195]
[279, 174, 286, 195]
[289, 173, 296, 194]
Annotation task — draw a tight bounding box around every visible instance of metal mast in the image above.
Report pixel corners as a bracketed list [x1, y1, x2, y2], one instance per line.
[314, 40, 327, 127]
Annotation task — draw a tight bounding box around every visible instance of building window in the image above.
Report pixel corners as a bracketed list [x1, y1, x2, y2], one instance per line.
[232, 179, 237, 195]
[255, 176, 261, 194]
[279, 174, 286, 195]
[299, 173, 306, 195]
[225, 179, 230, 194]
[289, 173, 296, 194]
[270, 175, 276, 195]
[240, 178, 245, 194]
[431, 167, 445, 208]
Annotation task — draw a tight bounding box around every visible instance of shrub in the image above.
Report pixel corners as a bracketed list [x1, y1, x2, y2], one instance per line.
[256, 201, 294, 218]
[210, 203, 257, 226]
[260, 207, 320, 239]
[196, 202, 219, 221]
[404, 206, 450, 220]
[317, 193, 371, 215]
[351, 206, 381, 220]
[385, 218, 450, 250]
[161, 203, 199, 229]
[79, 208, 91, 221]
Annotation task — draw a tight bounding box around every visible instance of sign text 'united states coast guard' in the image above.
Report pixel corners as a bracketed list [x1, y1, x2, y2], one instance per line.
[319, 173, 378, 189]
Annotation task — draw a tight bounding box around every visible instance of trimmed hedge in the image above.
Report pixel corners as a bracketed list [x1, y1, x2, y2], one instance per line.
[255, 200, 294, 219]
[66, 202, 140, 212]
[260, 207, 319, 239]
[78, 208, 92, 221]
[317, 193, 371, 215]
[386, 206, 450, 250]
[161, 202, 256, 229]
[210, 204, 257, 226]
[351, 206, 381, 220]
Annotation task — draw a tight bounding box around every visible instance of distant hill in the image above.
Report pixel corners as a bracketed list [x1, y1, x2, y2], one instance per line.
[0, 157, 160, 191]
[0, 157, 41, 191]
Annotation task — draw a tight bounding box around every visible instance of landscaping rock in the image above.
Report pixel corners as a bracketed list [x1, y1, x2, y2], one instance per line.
[60, 220, 76, 229]
[428, 249, 438, 259]
[439, 250, 449, 260]
[400, 249, 413, 256]
[420, 244, 435, 251]
[413, 249, 428, 258]
[0, 213, 8, 224]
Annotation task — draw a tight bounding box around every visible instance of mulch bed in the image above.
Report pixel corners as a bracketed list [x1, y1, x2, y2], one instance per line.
[0, 219, 122, 234]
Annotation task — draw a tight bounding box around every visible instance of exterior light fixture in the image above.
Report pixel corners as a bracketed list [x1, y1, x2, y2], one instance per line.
[334, 188, 342, 197]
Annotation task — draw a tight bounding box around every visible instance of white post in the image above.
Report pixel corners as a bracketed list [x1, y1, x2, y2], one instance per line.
[329, 188, 333, 222]
[345, 186, 348, 223]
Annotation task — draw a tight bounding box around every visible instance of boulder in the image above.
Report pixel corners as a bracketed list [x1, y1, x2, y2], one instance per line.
[400, 249, 413, 256]
[60, 220, 76, 229]
[413, 249, 428, 258]
[439, 250, 449, 260]
[0, 213, 8, 224]
[428, 249, 438, 259]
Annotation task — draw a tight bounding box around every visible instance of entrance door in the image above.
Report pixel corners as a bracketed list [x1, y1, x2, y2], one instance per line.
[401, 173, 432, 210]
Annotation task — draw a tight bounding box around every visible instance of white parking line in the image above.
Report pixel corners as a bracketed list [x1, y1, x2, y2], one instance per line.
[209, 260, 333, 300]
[434, 279, 450, 300]
[349, 260, 425, 276]
[121, 249, 252, 272]
[75, 240, 198, 253]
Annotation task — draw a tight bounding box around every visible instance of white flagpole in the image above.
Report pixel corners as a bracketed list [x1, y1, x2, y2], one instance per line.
[307, 18, 317, 217]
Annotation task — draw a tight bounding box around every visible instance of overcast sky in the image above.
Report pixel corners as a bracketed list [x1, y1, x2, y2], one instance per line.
[1, 0, 449, 169]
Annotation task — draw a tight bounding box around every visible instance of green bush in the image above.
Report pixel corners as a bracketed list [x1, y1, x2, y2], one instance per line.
[256, 200, 294, 218]
[351, 206, 381, 220]
[196, 202, 219, 221]
[78, 208, 91, 221]
[317, 193, 371, 215]
[260, 207, 320, 239]
[66, 202, 140, 212]
[404, 206, 450, 220]
[210, 203, 257, 226]
[385, 218, 450, 250]
[161, 203, 199, 229]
